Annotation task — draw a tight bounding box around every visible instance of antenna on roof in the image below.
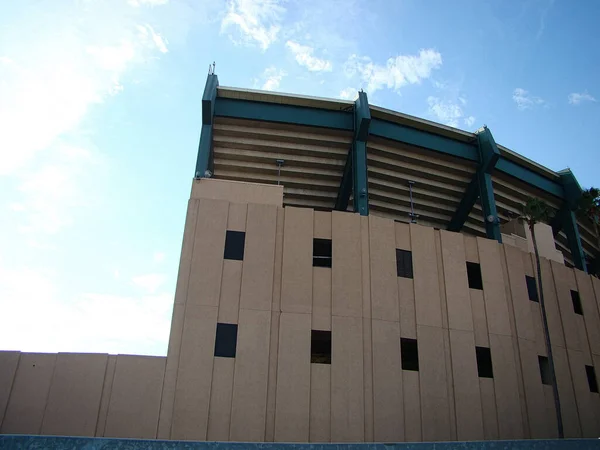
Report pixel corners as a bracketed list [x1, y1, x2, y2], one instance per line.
[276, 159, 285, 185]
[408, 181, 419, 224]
[208, 61, 216, 75]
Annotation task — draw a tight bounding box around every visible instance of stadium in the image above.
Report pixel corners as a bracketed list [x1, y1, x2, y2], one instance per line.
[1, 73, 600, 444]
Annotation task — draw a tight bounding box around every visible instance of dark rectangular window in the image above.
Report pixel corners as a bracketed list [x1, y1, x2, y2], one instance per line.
[224, 231, 245, 261]
[313, 238, 332, 268]
[571, 290, 583, 315]
[401, 338, 419, 371]
[467, 262, 483, 290]
[396, 249, 413, 279]
[214, 323, 238, 358]
[476, 346, 493, 378]
[311, 330, 331, 364]
[538, 356, 551, 385]
[586, 365, 599, 393]
[526, 276, 539, 302]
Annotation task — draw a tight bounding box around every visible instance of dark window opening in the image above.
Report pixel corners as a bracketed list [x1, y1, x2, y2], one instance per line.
[571, 290, 583, 315]
[401, 338, 419, 371]
[476, 346, 493, 378]
[311, 330, 331, 364]
[313, 238, 332, 268]
[586, 365, 598, 393]
[526, 276, 539, 302]
[396, 249, 413, 279]
[224, 231, 245, 261]
[467, 262, 483, 290]
[214, 323, 238, 358]
[538, 356, 551, 385]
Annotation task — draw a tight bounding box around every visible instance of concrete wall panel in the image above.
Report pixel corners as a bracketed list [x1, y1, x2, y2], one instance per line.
[240, 204, 277, 311]
[171, 305, 217, 440]
[567, 349, 598, 437]
[479, 378, 499, 440]
[417, 325, 451, 441]
[464, 236, 479, 263]
[1, 353, 56, 434]
[553, 345, 581, 437]
[104, 356, 165, 439]
[0, 351, 19, 429]
[191, 178, 283, 206]
[552, 262, 582, 351]
[575, 270, 600, 356]
[440, 231, 473, 332]
[504, 245, 536, 341]
[394, 221, 411, 251]
[411, 224, 443, 328]
[309, 364, 330, 442]
[449, 329, 484, 440]
[371, 319, 403, 442]
[187, 199, 229, 307]
[281, 207, 313, 314]
[403, 370, 421, 442]
[517, 338, 548, 438]
[265, 311, 280, 442]
[369, 215, 399, 321]
[478, 238, 512, 336]
[227, 203, 247, 231]
[312, 268, 331, 331]
[96, 355, 116, 437]
[471, 289, 489, 347]
[271, 207, 284, 312]
[207, 357, 235, 441]
[41, 353, 108, 436]
[230, 308, 271, 441]
[218, 260, 242, 324]
[314, 210, 331, 239]
[274, 312, 311, 442]
[398, 278, 416, 339]
[361, 216, 374, 442]
[489, 333, 524, 439]
[331, 315, 364, 442]
[537, 259, 566, 349]
[332, 211, 362, 318]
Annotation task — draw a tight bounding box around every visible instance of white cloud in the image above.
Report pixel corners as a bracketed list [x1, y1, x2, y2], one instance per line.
[153, 251, 166, 263]
[568, 92, 596, 105]
[221, 0, 285, 50]
[132, 273, 167, 294]
[512, 88, 545, 110]
[257, 66, 286, 91]
[285, 41, 332, 72]
[0, 265, 172, 355]
[344, 49, 442, 94]
[427, 96, 463, 128]
[0, 5, 171, 175]
[339, 87, 357, 100]
[464, 116, 476, 127]
[128, 0, 169, 6]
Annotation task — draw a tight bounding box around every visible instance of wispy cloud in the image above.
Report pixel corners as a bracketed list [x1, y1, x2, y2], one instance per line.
[512, 88, 545, 110]
[427, 96, 464, 128]
[568, 92, 596, 105]
[255, 66, 286, 91]
[464, 115, 476, 127]
[344, 49, 442, 95]
[128, 0, 169, 6]
[339, 87, 357, 100]
[285, 41, 332, 72]
[153, 251, 166, 263]
[221, 0, 285, 50]
[132, 273, 167, 294]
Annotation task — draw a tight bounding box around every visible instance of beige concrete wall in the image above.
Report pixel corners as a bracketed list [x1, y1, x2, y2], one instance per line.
[0, 353, 165, 438]
[3, 179, 600, 442]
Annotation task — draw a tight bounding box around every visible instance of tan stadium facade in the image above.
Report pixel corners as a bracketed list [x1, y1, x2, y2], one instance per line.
[1, 74, 600, 443]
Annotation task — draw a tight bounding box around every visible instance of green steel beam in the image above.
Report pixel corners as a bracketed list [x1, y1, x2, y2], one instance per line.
[214, 98, 353, 130]
[448, 127, 501, 239]
[369, 119, 478, 162]
[495, 158, 564, 198]
[353, 91, 370, 216]
[562, 208, 587, 272]
[195, 74, 219, 178]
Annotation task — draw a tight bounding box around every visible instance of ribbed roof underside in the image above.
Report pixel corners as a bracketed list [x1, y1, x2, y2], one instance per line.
[211, 116, 598, 266]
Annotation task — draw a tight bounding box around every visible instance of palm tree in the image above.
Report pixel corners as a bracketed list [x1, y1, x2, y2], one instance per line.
[522, 197, 563, 438]
[578, 187, 600, 273]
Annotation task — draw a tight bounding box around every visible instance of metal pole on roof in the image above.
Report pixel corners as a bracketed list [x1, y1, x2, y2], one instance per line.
[408, 181, 418, 224]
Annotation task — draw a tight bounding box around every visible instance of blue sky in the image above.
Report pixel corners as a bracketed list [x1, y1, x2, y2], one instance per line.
[0, 0, 598, 356]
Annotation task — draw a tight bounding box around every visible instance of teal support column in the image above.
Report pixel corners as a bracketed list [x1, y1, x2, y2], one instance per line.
[551, 170, 587, 272]
[448, 126, 501, 242]
[335, 91, 370, 215]
[195, 73, 219, 178]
